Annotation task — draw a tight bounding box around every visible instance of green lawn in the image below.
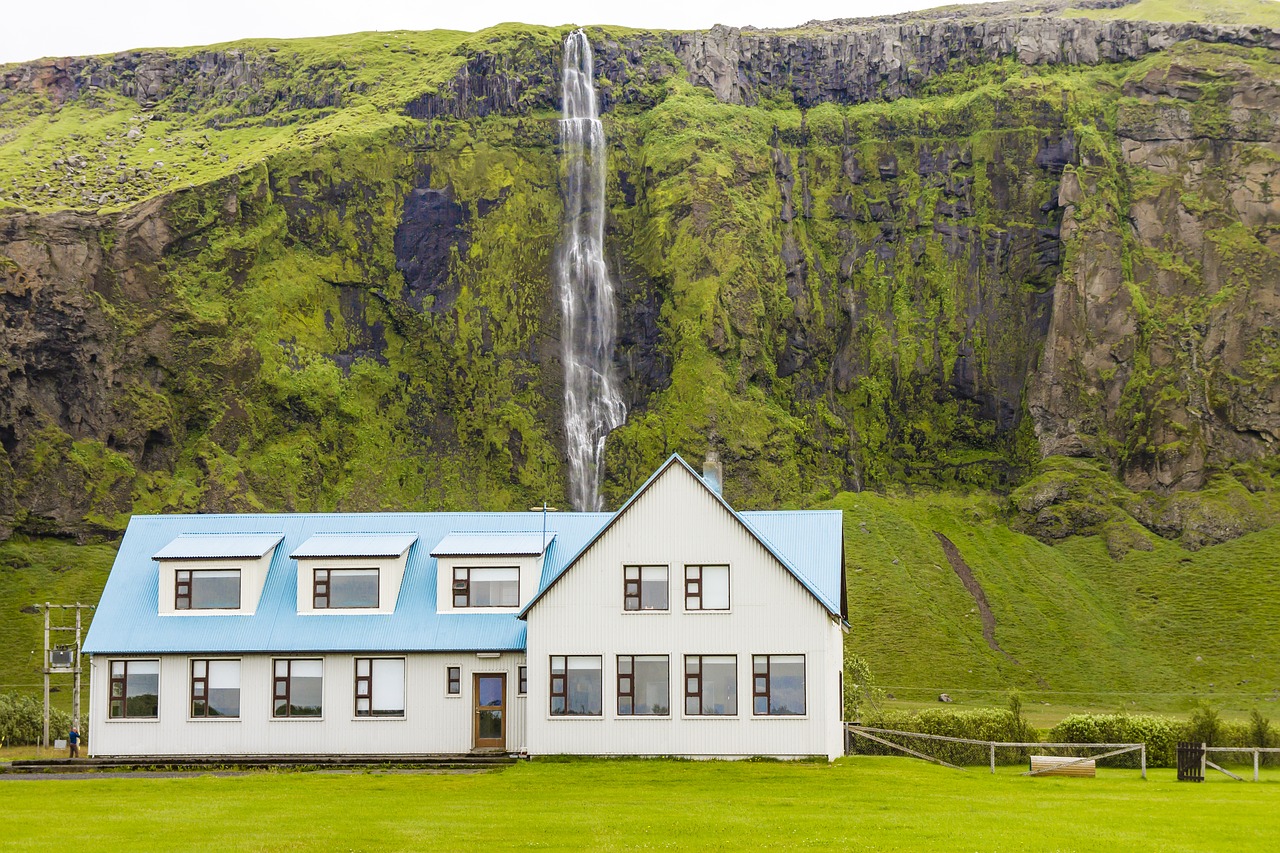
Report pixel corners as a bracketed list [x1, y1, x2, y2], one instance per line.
[1, 758, 1277, 850]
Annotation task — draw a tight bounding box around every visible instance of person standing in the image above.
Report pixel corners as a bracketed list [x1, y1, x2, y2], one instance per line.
[68, 725, 80, 759]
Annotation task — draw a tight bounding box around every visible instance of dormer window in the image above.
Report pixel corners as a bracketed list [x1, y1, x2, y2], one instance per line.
[313, 569, 379, 609]
[154, 534, 283, 617]
[431, 532, 550, 613]
[175, 570, 241, 610]
[291, 534, 416, 616]
[453, 567, 519, 607]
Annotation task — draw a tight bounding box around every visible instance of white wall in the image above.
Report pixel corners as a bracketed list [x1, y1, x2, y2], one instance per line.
[525, 464, 844, 760]
[87, 651, 527, 756]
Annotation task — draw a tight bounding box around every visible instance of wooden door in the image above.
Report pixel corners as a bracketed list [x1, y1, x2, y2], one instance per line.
[473, 673, 506, 750]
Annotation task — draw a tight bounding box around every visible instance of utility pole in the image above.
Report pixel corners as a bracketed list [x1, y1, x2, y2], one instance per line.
[38, 602, 94, 750]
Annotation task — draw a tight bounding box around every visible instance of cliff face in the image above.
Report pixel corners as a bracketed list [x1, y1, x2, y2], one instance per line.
[0, 10, 1277, 542]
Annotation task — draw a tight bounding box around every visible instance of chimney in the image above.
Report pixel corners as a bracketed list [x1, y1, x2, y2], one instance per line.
[702, 450, 723, 496]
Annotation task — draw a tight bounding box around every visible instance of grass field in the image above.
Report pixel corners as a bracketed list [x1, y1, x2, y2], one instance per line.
[1, 758, 1277, 851]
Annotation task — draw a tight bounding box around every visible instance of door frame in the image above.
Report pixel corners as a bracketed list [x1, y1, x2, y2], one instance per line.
[472, 672, 506, 750]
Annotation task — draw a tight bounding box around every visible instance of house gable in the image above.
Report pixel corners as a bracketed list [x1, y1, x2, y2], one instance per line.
[519, 454, 844, 620]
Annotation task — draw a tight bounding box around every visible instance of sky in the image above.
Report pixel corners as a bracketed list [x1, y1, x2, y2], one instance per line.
[1, 0, 987, 64]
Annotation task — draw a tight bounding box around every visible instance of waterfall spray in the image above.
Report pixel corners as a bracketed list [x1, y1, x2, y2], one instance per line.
[557, 30, 626, 512]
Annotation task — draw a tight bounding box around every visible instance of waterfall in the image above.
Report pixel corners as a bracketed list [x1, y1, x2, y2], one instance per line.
[557, 29, 626, 512]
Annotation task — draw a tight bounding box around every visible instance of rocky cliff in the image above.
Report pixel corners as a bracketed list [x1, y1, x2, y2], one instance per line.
[0, 3, 1277, 543]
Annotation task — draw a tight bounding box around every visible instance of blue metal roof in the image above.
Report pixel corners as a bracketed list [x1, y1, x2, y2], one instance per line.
[152, 533, 284, 561]
[430, 532, 554, 557]
[290, 533, 418, 559]
[84, 457, 846, 655]
[84, 512, 609, 655]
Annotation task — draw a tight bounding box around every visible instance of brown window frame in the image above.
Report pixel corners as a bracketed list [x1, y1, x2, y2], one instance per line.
[617, 655, 670, 716]
[684, 654, 737, 716]
[190, 659, 240, 719]
[684, 565, 730, 611]
[550, 655, 602, 717]
[313, 569, 330, 609]
[446, 666, 462, 695]
[175, 569, 241, 611]
[623, 565, 669, 611]
[272, 658, 323, 718]
[752, 655, 806, 716]
[518, 665, 528, 696]
[313, 568, 378, 610]
[108, 659, 159, 719]
[354, 657, 405, 718]
[452, 567, 520, 608]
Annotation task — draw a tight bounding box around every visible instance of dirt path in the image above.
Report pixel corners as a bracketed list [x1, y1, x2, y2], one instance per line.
[933, 531, 1020, 665]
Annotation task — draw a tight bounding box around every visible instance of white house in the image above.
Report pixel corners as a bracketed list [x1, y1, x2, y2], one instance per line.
[83, 454, 848, 759]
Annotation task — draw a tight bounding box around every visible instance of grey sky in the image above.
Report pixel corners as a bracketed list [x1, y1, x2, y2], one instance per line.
[2, 0, 985, 64]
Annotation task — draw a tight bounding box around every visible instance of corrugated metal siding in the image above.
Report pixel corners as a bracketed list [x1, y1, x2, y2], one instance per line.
[289, 533, 419, 558]
[88, 652, 528, 756]
[430, 532, 554, 556]
[526, 465, 843, 759]
[152, 533, 284, 560]
[85, 513, 609, 655]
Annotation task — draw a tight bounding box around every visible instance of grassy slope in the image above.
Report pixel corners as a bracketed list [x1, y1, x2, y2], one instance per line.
[832, 492, 1280, 713]
[2, 759, 1279, 851]
[1064, 0, 1280, 26]
[0, 538, 115, 711]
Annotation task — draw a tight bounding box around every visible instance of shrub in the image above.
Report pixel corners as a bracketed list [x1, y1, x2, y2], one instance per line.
[0, 692, 72, 747]
[853, 707, 1039, 766]
[1188, 703, 1224, 746]
[1049, 713, 1181, 767]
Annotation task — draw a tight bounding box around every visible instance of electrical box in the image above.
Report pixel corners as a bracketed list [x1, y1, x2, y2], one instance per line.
[49, 647, 76, 670]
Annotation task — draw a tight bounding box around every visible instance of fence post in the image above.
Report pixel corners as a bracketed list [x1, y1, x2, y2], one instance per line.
[1141, 744, 1146, 780]
[1255, 749, 1260, 783]
[990, 742, 995, 775]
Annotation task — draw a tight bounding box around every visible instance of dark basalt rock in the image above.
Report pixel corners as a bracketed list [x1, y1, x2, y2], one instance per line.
[394, 185, 469, 313]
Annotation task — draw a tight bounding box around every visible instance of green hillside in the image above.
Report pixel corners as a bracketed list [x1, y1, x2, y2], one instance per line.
[3, 497, 1276, 719]
[834, 491, 1280, 714]
[1064, 0, 1280, 26]
[0, 537, 115, 712]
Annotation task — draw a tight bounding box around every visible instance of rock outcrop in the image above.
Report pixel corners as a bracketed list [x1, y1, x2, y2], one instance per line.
[1, 8, 1278, 541]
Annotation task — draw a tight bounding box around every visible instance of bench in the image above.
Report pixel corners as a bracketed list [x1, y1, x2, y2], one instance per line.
[1029, 755, 1096, 777]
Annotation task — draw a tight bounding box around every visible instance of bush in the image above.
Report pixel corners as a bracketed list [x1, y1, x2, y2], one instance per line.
[0, 692, 72, 747]
[853, 705, 1039, 766]
[1049, 714, 1181, 767]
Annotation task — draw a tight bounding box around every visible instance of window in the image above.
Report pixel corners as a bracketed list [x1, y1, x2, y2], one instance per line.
[685, 655, 737, 716]
[355, 658, 405, 717]
[314, 569, 379, 609]
[453, 567, 519, 607]
[549, 655, 602, 716]
[447, 666, 461, 695]
[518, 665, 528, 696]
[273, 659, 323, 717]
[109, 660, 159, 719]
[685, 565, 730, 610]
[191, 659, 240, 718]
[753, 655, 806, 716]
[175, 570, 240, 610]
[623, 565, 669, 611]
[617, 655, 669, 716]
